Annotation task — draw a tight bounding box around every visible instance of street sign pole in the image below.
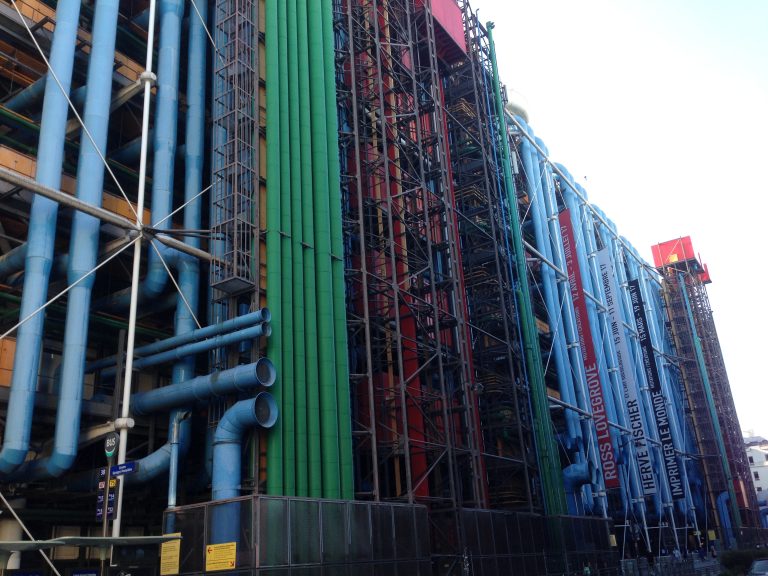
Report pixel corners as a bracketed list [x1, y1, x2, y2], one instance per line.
[102, 432, 118, 576]
[101, 456, 112, 576]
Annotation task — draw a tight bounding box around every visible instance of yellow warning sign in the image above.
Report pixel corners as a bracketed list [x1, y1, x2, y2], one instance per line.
[159, 533, 181, 576]
[205, 541, 237, 572]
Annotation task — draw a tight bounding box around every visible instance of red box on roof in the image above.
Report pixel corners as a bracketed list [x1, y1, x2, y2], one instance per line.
[651, 237, 696, 268]
[415, 0, 467, 62]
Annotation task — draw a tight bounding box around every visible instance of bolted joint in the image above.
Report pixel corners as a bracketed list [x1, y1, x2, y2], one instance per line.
[139, 71, 157, 87]
[114, 417, 135, 430]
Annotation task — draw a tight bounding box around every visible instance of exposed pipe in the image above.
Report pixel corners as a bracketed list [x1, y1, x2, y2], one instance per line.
[518, 122, 580, 448]
[132, 359, 276, 415]
[127, 410, 191, 484]
[86, 309, 270, 373]
[297, 0, 322, 500]
[4, 78, 86, 114]
[4, 76, 47, 112]
[165, 409, 190, 532]
[99, 0, 185, 311]
[211, 394, 278, 545]
[279, 0, 297, 497]
[109, 130, 154, 165]
[0, 245, 26, 280]
[100, 323, 271, 377]
[487, 22, 566, 514]
[212, 394, 278, 500]
[33, 0, 121, 478]
[265, 0, 285, 496]
[134, 0, 207, 508]
[323, 0, 354, 500]
[287, 0, 307, 498]
[0, 0, 82, 474]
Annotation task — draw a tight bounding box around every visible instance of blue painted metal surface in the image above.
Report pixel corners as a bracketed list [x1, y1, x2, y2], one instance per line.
[0, 0, 82, 474]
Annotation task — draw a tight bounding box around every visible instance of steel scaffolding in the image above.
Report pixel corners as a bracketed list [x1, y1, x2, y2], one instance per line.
[443, 4, 536, 512]
[335, 0, 485, 567]
[661, 264, 760, 530]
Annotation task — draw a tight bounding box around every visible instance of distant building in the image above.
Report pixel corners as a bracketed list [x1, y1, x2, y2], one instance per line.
[745, 437, 768, 527]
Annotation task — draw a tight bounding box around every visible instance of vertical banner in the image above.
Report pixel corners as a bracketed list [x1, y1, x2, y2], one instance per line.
[628, 279, 685, 500]
[559, 210, 619, 489]
[597, 249, 657, 496]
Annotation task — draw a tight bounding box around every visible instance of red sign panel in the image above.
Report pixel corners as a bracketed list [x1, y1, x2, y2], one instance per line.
[559, 209, 620, 489]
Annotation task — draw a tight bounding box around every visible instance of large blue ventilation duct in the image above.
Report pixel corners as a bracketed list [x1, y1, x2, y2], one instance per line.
[98, 0, 185, 310]
[35, 0, 122, 479]
[132, 359, 276, 415]
[210, 395, 278, 545]
[0, 0, 82, 474]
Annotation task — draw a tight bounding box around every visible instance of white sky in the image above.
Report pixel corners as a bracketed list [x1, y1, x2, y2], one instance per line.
[468, 0, 768, 436]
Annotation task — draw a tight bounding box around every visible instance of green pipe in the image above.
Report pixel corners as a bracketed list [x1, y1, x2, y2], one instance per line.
[297, 0, 323, 499]
[265, 0, 284, 496]
[321, 0, 353, 500]
[287, 0, 308, 497]
[277, 0, 296, 497]
[487, 23, 566, 515]
[308, 0, 340, 499]
[678, 272, 741, 530]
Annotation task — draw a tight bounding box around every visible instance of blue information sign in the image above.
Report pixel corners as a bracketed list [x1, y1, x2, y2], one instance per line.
[110, 461, 137, 476]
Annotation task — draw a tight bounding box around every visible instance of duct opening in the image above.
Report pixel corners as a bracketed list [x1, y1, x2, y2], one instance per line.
[255, 357, 276, 387]
[254, 392, 278, 429]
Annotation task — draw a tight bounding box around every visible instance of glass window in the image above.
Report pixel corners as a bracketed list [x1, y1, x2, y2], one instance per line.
[754, 471, 760, 480]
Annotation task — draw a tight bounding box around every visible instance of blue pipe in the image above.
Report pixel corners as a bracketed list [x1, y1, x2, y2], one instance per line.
[100, 323, 271, 377]
[716, 491, 734, 547]
[555, 166, 614, 515]
[132, 7, 152, 30]
[211, 394, 278, 545]
[622, 248, 664, 519]
[563, 461, 592, 511]
[90, 11, 206, 498]
[99, 0, 185, 310]
[4, 78, 86, 113]
[0, 245, 27, 280]
[109, 130, 154, 165]
[132, 359, 276, 415]
[161, 0, 206, 503]
[126, 409, 191, 484]
[168, 413, 186, 499]
[0, 0, 82, 475]
[640, 266, 692, 520]
[4, 76, 47, 111]
[573, 192, 642, 519]
[212, 394, 278, 500]
[592, 210, 657, 531]
[517, 123, 580, 449]
[29, 0, 121, 478]
[86, 309, 270, 373]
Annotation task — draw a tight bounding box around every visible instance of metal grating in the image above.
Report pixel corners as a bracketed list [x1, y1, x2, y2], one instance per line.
[210, 0, 261, 296]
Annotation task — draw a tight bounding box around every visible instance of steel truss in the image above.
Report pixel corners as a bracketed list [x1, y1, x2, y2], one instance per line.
[662, 267, 760, 529]
[443, 3, 536, 512]
[335, 0, 486, 568]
